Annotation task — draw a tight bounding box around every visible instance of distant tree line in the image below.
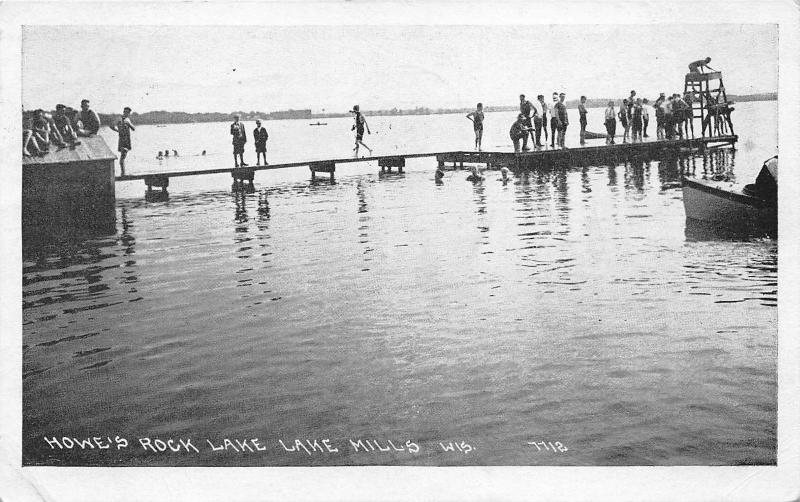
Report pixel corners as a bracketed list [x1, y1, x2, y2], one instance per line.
[96, 93, 776, 126]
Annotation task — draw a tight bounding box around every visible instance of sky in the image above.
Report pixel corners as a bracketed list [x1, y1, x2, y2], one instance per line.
[22, 24, 778, 114]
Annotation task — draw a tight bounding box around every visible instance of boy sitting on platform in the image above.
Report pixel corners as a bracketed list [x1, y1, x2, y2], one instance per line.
[53, 104, 81, 146]
[22, 111, 46, 157]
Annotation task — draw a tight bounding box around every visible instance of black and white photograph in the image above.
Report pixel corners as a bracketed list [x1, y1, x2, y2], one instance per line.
[1, 2, 799, 501]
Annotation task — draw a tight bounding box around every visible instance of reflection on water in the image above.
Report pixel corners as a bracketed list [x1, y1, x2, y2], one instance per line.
[699, 148, 737, 182]
[22, 149, 776, 466]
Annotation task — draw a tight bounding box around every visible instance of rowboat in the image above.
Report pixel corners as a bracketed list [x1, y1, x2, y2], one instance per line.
[681, 156, 777, 237]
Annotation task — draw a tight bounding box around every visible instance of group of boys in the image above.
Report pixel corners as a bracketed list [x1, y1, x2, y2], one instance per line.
[22, 99, 101, 158]
[612, 90, 650, 143]
[653, 92, 693, 140]
[512, 92, 571, 153]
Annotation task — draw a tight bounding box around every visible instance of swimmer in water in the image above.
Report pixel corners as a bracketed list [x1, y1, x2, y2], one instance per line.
[466, 165, 484, 183]
[157, 151, 163, 159]
[500, 166, 510, 182]
[435, 167, 445, 184]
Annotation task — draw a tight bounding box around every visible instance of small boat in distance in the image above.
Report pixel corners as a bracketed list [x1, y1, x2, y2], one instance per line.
[682, 156, 777, 237]
[309, 122, 328, 126]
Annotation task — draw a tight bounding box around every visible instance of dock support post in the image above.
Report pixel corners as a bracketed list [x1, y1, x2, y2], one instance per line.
[232, 167, 255, 193]
[143, 175, 169, 200]
[379, 157, 405, 174]
[310, 161, 336, 182]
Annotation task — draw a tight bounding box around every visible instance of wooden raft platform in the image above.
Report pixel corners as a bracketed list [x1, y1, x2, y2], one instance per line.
[115, 135, 737, 191]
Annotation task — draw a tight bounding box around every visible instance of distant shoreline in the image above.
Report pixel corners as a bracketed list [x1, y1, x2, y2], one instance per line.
[97, 93, 776, 127]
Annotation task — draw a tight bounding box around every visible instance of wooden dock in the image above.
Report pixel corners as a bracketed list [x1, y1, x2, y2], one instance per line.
[115, 135, 737, 194]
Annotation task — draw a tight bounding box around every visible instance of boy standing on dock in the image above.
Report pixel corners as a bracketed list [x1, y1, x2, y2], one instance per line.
[672, 93, 687, 139]
[466, 103, 484, 151]
[619, 99, 630, 143]
[578, 95, 588, 146]
[519, 94, 534, 151]
[604, 101, 616, 145]
[555, 93, 569, 149]
[631, 98, 643, 142]
[231, 114, 248, 167]
[654, 93, 666, 139]
[253, 120, 269, 166]
[549, 93, 559, 148]
[664, 96, 674, 140]
[109, 106, 135, 176]
[642, 98, 650, 138]
[350, 105, 372, 156]
[533, 95, 546, 148]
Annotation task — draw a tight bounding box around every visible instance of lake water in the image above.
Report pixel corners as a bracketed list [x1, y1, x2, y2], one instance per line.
[22, 102, 778, 466]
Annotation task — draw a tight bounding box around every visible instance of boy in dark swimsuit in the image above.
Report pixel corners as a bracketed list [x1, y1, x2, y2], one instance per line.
[109, 106, 135, 175]
[550, 93, 559, 148]
[519, 94, 534, 151]
[509, 113, 533, 153]
[466, 103, 484, 151]
[578, 95, 588, 145]
[618, 99, 630, 143]
[350, 105, 372, 156]
[688, 57, 714, 73]
[631, 99, 643, 142]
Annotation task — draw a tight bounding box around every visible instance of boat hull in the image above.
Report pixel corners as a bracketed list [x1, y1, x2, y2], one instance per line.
[681, 177, 776, 237]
